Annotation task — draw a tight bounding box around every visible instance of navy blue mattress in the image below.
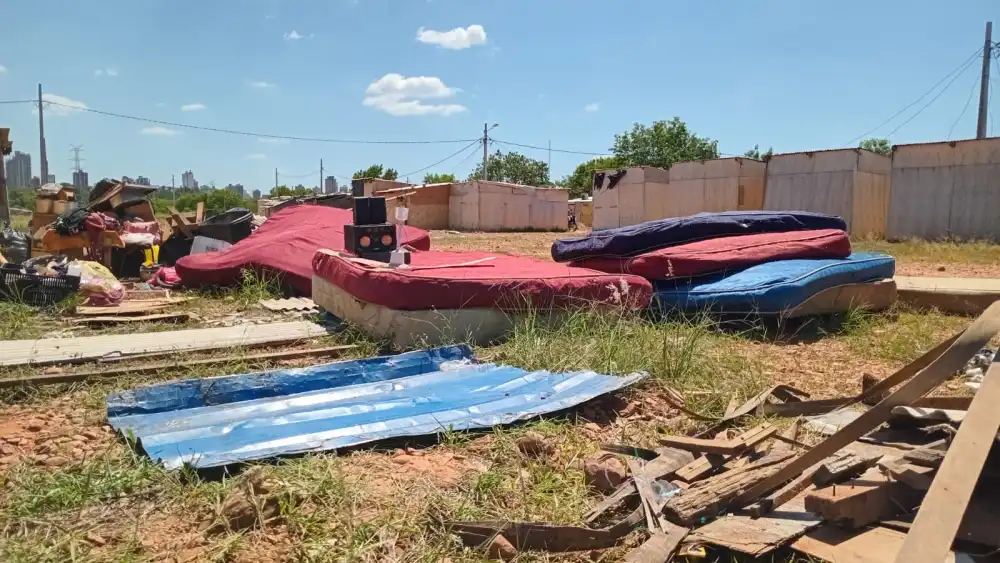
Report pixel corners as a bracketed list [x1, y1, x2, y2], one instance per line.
[552, 211, 847, 262]
[653, 252, 895, 314]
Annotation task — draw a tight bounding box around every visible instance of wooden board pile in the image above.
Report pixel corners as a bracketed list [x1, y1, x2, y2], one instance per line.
[446, 302, 1000, 562]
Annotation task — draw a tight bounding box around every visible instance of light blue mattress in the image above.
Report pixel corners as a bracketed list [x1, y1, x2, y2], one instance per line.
[653, 252, 896, 314]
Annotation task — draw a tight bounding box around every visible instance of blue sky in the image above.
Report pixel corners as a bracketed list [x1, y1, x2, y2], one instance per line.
[1, 0, 998, 194]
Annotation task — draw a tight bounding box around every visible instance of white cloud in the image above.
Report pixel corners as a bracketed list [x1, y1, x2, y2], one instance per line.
[284, 30, 305, 40]
[0, 65, 7, 74]
[250, 81, 275, 89]
[34, 93, 87, 116]
[181, 103, 206, 111]
[584, 102, 600, 113]
[94, 68, 118, 77]
[141, 126, 179, 136]
[246, 153, 267, 160]
[363, 73, 466, 116]
[416, 24, 487, 50]
[258, 137, 289, 145]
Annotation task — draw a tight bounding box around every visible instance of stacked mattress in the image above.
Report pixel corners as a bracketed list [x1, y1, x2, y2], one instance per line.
[311, 249, 653, 347]
[552, 211, 897, 316]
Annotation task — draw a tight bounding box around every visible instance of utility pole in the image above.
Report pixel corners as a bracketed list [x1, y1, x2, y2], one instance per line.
[482, 123, 489, 181]
[977, 21, 993, 139]
[319, 159, 324, 193]
[0, 128, 10, 224]
[171, 174, 176, 202]
[274, 168, 279, 192]
[548, 140, 551, 171]
[38, 84, 49, 184]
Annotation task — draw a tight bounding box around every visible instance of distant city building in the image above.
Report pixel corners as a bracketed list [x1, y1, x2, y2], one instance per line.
[30, 176, 40, 189]
[135, 176, 151, 186]
[73, 170, 90, 202]
[4, 151, 32, 189]
[324, 176, 338, 194]
[181, 170, 199, 190]
[46, 174, 55, 184]
[252, 189, 261, 199]
[228, 183, 245, 198]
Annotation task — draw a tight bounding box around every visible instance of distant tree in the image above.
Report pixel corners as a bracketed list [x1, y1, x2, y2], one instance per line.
[205, 188, 247, 216]
[564, 156, 625, 199]
[8, 188, 35, 211]
[353, 165, 399, 181]
[468, 150, 550, 186]
[611, 117, 719, 168]
[174, 192, 207, 212]
[743, 144, 774, 160]
[271, 185, 293, 197]
[423, 172, 456, 184]
[860, 138, 891, 156]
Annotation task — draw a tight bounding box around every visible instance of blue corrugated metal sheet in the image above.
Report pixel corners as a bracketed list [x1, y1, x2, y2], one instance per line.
[107, 345, 646, 470]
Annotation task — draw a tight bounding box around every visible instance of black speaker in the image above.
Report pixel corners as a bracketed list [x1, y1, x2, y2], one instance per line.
[353, 197, 387, 225]
[344, 223, 397, 255]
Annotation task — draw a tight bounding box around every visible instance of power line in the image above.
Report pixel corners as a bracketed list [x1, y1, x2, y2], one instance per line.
[842, 47, 983, 146]
[884, 54, 981, 138]
[280, 169, 320, 179]
[37, 100, 479, 145]
[492, 139, 610, 156]
[949, 71, 981, 140]
[399, 139, 482, 177]
[451, 141, 483, 175]
[0, 100, 33, 105]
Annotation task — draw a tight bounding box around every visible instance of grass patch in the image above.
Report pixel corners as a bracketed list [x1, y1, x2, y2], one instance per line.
[854, 236, 1000, 266]
[2, 451, 168, 519]
[837, 306, 968, 364]
[0, 301, 38, 340]
[487, 307, 769, 418]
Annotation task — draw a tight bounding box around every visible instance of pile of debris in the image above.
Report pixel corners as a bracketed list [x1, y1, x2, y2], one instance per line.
[446, 302, 1000, 562]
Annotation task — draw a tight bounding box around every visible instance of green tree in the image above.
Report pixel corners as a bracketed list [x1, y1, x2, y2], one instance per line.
[564, 156, 624, 199]
[468, 150, 550, 186]
[353, 165, 399, 181]
[611, 117, 719, 168]
[174, 192, 207, 212]
[205, 189, 248, 216]
[859, 138, 891, 156]
[743, 144, 774, 160]
[423, 172, 456, 184]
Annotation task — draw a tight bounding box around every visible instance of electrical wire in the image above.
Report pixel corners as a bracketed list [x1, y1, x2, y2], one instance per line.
[279, 169, 320, 179]
[399, 139, 482, 178]
[450, 140, 483, 176]
[884, 54, 981, 138]
[37, 100, 479, 145]
[842, 47, 983, 146]
[491, 139, 610, 156]
[948, 72, 980, 140]
[0, 100, 34, 105]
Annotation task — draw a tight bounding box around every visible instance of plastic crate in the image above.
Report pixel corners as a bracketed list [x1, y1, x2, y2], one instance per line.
[0, 265, 80, 307]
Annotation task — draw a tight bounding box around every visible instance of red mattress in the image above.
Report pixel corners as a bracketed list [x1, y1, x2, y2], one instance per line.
[570, 229, 851, 280]
[175, 206, 430, 295]
[313, 249, 653, 311]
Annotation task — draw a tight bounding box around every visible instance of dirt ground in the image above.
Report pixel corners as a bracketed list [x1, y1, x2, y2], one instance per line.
[0, 231, 995, 562]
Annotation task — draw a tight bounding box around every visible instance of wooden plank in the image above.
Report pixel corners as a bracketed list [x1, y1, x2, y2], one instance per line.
[674, 424, 775, 483]
[0, 320, 334, 367]
[663, 452, 794, 525]
[72, 313, 191, 326]
[690, 495, 822, 557]
[75, 299, 187, 316]
[793, 526, 967, 563]
[627, 459, 658, 532]
[804, 467, 923, 529]
[195, 201, 205, 223]
[730, 303, 1000, 508]
[751, 450, 877, 517]
[657, 435, 748, 455]
[168, 206, 195, 237]
[640, 448, 695, 481]
[893, 358, 1000, 563]
[623, 523, 687, 563]
[0, 345, 356, 388]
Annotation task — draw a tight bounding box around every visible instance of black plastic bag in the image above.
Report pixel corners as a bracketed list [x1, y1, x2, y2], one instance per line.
[0, 222, 30, 265]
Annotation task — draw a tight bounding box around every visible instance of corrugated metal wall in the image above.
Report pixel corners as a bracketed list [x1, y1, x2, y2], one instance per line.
[763, 148, 890, 237]
[887, 138, 1000, 240]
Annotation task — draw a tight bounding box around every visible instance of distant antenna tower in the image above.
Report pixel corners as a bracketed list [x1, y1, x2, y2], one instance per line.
[70, 145, 85, 172]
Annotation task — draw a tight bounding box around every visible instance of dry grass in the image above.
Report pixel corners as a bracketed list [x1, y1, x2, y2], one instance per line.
[0, 233, 994, 561]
